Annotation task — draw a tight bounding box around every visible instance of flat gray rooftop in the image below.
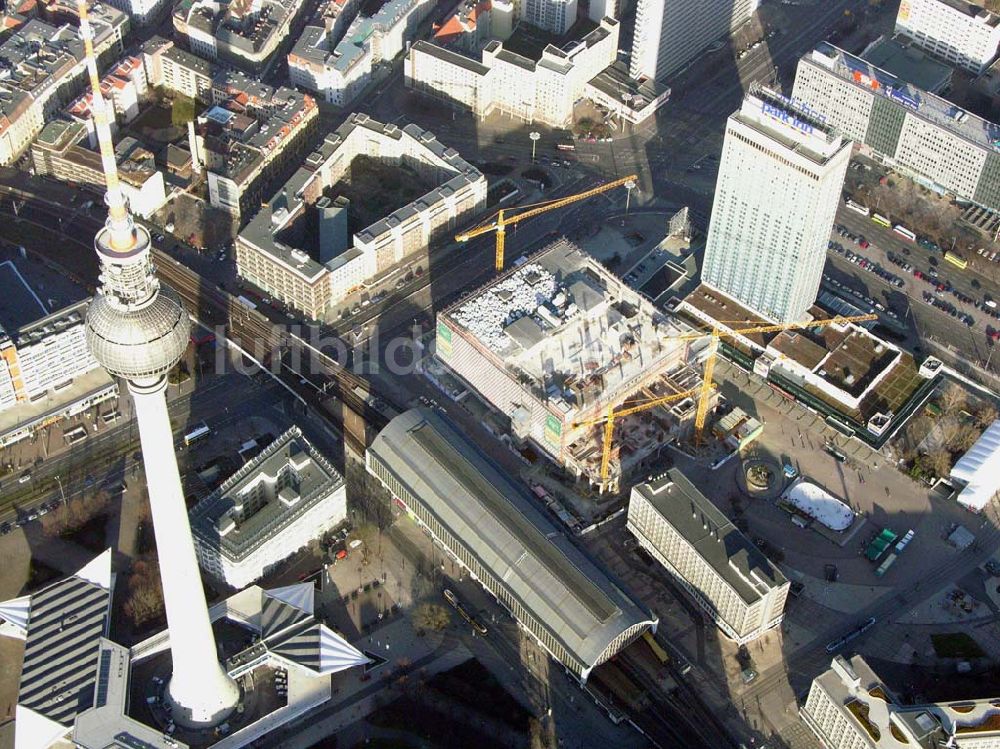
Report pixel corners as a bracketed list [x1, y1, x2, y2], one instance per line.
[190, 426, 343, 561]
[368, 408, 654, 670]
[863, 37, 953, 93]
[633, 469, 787, 604]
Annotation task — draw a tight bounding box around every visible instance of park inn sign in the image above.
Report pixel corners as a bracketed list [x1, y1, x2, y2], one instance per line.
[761, 100, 816, 136]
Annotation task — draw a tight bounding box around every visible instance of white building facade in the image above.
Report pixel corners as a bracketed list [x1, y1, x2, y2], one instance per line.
[287, 0, 431, 107]
[236, 114, 486, 319]
[896, 0, 1000, 74]
[629, 0, 759, 81]
[0, 300, 103, 414]
[104, 0, 170, 25]
[702, 87, 851, 323]
[190, 427, 347, 589]
[523, 0, 577, 34]
[627, 471, 789, 644]
[792, 42, 1000, 213]
[404, 18, 619, 127]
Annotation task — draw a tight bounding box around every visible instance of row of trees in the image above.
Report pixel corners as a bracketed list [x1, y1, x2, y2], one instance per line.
[40, 491, 110, 538]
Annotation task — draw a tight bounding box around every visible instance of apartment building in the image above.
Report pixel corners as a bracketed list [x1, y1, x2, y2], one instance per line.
[200, 71, 319, 220]
[0, 8, 129, 166]
[804, 655, 1000, 748]
[31, 119, 166, 218]
[236, 114, 486, 320]
[630, 0, 759, 81]
[404, 18, 620, 127]
[896, 0, 1000, 74]
[173, 0, 308, 73]
[702, 87, 851, 323]
[141, 36, 214, 102]
[287, 0, 359, 89]
[65, 54, 148, 140]
[287, 0, 431, 106]
[792, 42, 1000, 213]
[190, 427, 346, 588]
[627, 469, 789, 644]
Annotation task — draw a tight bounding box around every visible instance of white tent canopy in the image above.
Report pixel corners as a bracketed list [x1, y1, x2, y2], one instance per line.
[951, 419, 1000, 512]
[784, 481, 855, 531]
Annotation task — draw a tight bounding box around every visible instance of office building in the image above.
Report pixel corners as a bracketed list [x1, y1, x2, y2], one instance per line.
[190, 426, 347, 588]
[0, 7, 128, 166]
[792, 42, 1000, 213]
[436, 238, 706, 490]
[173, 0, 309, 73]
[701, 87, 851, 323]
[287, 0, 432, 106]
[629, 0, 759, 81]
[405, 19, 641, 128]
[627, 469, 789, 643]
[201, 71, 319, 220]
[32, 120, 167, 218]
[367, 408, 657, 681]
[0, 264, 118, 448]
[236, 114, 486, 320]
[141, 36, 214, 102]
[895, 0, 1000, 74]
[0, 296, 101, 412]
[523, 0, 576, 34]
[803, 655, 1000, 748]
[863, 35, 953, 94]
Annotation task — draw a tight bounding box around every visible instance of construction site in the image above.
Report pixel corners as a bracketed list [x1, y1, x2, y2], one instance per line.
[435, 237, 711, 492]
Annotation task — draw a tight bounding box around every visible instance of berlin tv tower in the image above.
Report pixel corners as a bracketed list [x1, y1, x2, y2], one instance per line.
[78, 0, 240, 726]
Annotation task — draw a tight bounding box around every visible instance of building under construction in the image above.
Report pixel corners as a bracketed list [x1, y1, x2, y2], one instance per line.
[435, 238, 709, 490]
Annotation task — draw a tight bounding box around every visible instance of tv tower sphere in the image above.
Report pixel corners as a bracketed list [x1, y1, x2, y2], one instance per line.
[85, 223, 191, 382]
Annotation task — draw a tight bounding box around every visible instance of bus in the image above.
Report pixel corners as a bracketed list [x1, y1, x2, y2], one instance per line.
[871, 213, 891, 228]
[945, 251, 968, 269]
[556, 143, 576, 151]
[892, 224, 916, 242]
[183, 422, 210, 446]
[845, 199, 870, 216]
[235, 295, 257, 310]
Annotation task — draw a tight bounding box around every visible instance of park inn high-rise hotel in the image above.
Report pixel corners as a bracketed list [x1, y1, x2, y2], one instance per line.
[701, 88, 852, 323]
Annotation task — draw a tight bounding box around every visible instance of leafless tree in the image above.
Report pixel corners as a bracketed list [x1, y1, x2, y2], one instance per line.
[412, 603, 451, 632]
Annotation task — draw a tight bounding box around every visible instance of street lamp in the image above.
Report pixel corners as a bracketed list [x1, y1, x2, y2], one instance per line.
[529, 131, 540, 162]
[624, 179, 637, 217]
[53, 474, 66, 505]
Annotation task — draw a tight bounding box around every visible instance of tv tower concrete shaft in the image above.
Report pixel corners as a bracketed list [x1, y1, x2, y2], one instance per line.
[76, 0, 238, 727]
[129, 378, 240, 725]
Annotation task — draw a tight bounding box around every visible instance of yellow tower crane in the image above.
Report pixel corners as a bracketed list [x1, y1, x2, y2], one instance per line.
[455, 175, 639, 271]
[572, 388, 702, 488]
[679, 313, 878, 445]
[570, 313, 878, 488]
